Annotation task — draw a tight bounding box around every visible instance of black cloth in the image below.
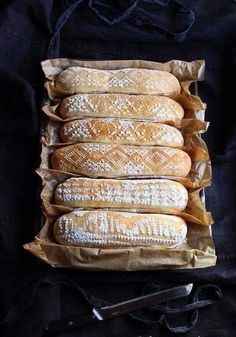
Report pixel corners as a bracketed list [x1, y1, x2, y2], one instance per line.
[0, 1, 236, 336]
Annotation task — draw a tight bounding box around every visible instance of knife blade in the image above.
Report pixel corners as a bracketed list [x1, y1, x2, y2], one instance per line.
[93, 283, 193, 320]
[44, 283, 193, 336]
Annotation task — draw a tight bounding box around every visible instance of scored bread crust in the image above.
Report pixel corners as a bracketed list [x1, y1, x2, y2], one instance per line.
[60, 118, 184, 147]
[51, 143, 191, 178]
[55, 67, 181, 97]
[58, 93, 184, 121]
[54, 177, 188, 212]
[54, 210, 187, 248]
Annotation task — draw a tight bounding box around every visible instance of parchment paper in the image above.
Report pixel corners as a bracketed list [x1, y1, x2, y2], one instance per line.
[24, 58, 216, 270]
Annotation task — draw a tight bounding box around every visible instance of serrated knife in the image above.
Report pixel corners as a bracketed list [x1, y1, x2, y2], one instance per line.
[44, 283, 193, 336]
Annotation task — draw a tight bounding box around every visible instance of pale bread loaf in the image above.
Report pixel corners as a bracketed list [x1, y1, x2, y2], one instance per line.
[54, 210, 187, 247]
[55, 67, 181, 97]
[60, 118, 184, 147]
[55, 177, 188, 212]
[58, 93, 184, 121]
[51, 143, 191, 178]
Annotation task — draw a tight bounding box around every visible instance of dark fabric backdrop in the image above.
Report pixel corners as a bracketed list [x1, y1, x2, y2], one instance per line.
[0, 1, 236, 336]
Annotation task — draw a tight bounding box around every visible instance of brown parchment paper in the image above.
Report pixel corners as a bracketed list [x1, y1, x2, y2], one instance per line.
[24, 58, 216, 270]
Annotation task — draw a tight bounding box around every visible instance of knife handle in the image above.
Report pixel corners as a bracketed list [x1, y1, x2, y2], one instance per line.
[44, 313, 97, 336]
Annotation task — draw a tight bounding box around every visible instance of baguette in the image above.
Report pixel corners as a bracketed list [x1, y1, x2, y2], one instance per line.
[54, 210, 187, 247]
[55, 177, 188, 212]
[58, 93, 184, 122]
[55, 67, 181, 97]
[60, 118, 184, 147]
[51, 143, 191, 178]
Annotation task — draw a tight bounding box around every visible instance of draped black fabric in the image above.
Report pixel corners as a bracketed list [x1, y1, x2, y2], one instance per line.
[0, 1, 236, 336]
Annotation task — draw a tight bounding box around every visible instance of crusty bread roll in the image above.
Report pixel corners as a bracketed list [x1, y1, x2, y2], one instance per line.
[58, 94, 184, 122]
[51, 143, 191, 178]
[60, 118, 184, 147]
[55, 67, 181, 97]
[55, 177, 188, 212]
[54, 210, 187, 247]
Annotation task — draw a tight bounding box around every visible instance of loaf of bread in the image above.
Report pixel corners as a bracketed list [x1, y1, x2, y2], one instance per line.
[55, 67, 181, 97]
[58, 94, 184, 122]
[60, 118, 184, 147]
[55, 177, 188, 212]
[51, 143, 191, 178]
[54, 210, 187, 247]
